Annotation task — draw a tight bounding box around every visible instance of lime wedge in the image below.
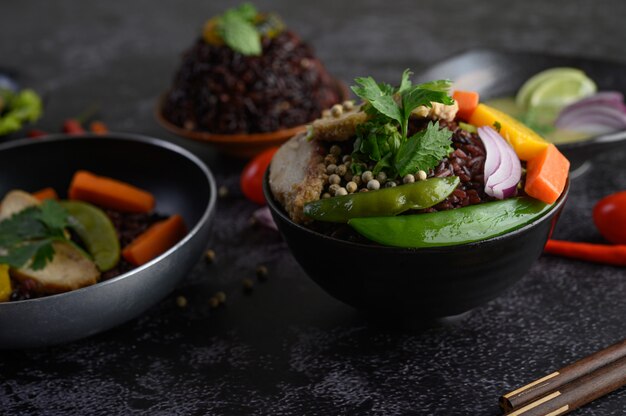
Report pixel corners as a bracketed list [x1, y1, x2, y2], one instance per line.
[515, 68, 595, 111]
[528, 74, 596, 109]
[61, 200, 120, 272]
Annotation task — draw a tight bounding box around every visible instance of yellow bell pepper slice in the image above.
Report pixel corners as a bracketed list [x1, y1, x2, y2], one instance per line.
[0, 264, 12, 302]
[469, 103, 550, 161]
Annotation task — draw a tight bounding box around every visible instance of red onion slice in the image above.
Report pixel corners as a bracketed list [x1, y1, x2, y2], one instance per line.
[555, 91, 626, 133]
[478, 127, 522, 200]
[480, 126, 501, 179]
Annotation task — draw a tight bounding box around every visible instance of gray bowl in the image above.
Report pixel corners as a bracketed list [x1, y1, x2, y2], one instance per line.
[0, 134, 216, 348]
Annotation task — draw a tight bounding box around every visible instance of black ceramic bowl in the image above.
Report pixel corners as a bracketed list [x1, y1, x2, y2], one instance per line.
[264, 173, 569, 317]
[414, 49, 626, 176]
[0, 134, 216, 348]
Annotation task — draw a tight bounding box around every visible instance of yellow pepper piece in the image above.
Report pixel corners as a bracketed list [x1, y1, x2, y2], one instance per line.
[469, 103, 550, 161]
[0, 264, 12, 302]
[202, 17, 224, 46]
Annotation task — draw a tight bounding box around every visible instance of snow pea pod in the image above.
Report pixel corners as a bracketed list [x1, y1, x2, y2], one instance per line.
[348, 197, 551, 248]
[304, 177, 460, 223]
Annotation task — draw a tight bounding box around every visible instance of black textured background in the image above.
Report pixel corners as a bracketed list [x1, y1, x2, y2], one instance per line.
[2, 1, 626, 414]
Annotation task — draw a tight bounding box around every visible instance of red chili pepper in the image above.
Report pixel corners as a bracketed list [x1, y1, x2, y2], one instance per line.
[89, 121, 108, 134]
[63, 119, 86, 134]
[27, 129, 48, 138]
[544, 240, 626, 267]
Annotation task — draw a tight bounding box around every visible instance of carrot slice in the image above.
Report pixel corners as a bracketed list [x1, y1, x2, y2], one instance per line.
[32, 187, 59, 201]
[68, 170, 155, 213]
[525, 144, 570, 204]
[122, 215, 187, 266]
[452, 90, 480, 121]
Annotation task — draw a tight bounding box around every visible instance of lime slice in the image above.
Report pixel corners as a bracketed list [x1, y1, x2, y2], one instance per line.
[515, 67, 596, 110]
[528, 74, 596, 109]
[61, 200, 120, 272]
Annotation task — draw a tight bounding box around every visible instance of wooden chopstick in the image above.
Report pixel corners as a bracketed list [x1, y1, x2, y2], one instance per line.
[500, 338, 626, 414]
[503, 356, 626, 416]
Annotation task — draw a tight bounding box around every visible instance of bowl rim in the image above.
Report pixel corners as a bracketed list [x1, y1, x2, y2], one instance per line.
[264, 168, 570, 253]
[0, 132, 217, 306]
[154, 77, 350, 144]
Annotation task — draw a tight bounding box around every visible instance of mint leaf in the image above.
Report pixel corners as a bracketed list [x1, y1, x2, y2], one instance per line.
[233, 3, 257, 21]
[219, 14, 261, 56]
[394, 121, 453, 177]
[351, 77, 402, 125]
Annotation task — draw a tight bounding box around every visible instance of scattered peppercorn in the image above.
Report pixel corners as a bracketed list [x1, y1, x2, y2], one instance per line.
[336, 187, 348, 196]
[256, 265, 269, 281]
[403, 174, 415, 184]
[208, 296, 220, 308]
[218, 186, 229, 198]
[215, 291, 227, 303]
[328, 174, 341, 185]
[367, 179, 380, 190]
[417, 170, 428, 181]
[330, 104, 343, 118]
[205, 249, 216, 263]
[362, 171, 374, 182]
[176, 295, 188, 308]
[242, 278, 254, 292]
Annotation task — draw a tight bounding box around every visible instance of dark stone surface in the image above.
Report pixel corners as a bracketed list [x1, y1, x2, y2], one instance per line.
[1, 1, 626, 414]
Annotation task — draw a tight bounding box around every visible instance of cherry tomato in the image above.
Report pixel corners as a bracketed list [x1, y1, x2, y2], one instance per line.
[593, 191, 626, 244]
[62, 119, 85, 134]
[240, 147, 279, 205]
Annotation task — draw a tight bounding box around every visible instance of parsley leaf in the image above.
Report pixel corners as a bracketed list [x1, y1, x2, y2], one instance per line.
[349, 70, 454, 180]
[351, 77, 402, 125]
[395, 121, 453, 177]
[0, 199, 71, 270]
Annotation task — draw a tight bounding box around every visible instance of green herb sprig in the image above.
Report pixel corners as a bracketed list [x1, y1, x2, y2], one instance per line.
[0, 89, 43, 135]
[0, 200, 72, 270]
[350, 70, 455, 178]
[215, 3, 262, 56]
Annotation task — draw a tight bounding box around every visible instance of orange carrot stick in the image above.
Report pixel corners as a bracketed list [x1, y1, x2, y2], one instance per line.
[90, 121, 108, 135]
[544, 240, 626, 267]
[122, 215, 187, 266]
[452, 90, 480, 121]
[68, 170, 155, 213]
[525, 144, 570, 204]
[32, 187, 59, 201]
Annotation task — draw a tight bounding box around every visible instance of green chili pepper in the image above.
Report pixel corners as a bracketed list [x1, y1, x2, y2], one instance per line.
[348, 197, 551, 248]
[304, 176, 460, 223]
